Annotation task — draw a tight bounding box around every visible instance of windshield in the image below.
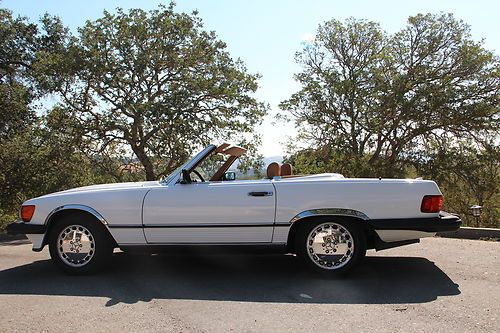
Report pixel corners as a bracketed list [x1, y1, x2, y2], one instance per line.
[196, 153, 236, 180]
[159, 161, 189, 184]
[159, 145, 217, 184]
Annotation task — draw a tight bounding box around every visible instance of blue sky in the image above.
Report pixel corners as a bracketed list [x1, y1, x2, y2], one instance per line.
[3, 0, 499, 156]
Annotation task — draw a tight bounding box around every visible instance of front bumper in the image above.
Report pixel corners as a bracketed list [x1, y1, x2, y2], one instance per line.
[6, 220, 47, 235]
[369, 211, 461, 232]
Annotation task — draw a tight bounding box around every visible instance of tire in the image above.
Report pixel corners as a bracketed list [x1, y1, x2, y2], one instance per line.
[48, 214, 113, 274]
[295, 218, 366, 275]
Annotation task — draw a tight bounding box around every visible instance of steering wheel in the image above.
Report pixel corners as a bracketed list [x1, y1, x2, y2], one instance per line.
[191, 169, 205, 182]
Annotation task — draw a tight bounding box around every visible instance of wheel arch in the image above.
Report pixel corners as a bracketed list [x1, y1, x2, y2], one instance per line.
[42, 205, 117, 248]
[285, 210, 376, 253]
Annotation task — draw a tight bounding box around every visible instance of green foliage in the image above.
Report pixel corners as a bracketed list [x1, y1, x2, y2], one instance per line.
[0, 9, 36, 140]
[285, 148, 409, 178]
[0, 8, 37, 80]
[0, 83, 33, 139]
[0, 113, 118, 230]
[281, 13, 499, 227]
[0, 8, 95, 229]
[35, 4, 268, 180]
[280, 13, 499, 176]
[412, 141, 499, 227]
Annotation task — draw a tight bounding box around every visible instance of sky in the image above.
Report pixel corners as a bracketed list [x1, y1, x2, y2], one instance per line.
[3, 0, 499, 157]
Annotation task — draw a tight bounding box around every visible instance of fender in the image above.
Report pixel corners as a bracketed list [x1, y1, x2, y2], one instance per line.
[284, 208, 370, 253]
[30, 205, 111, 252]
[289, 208, 370, 224]
[44, 204, 109, 225]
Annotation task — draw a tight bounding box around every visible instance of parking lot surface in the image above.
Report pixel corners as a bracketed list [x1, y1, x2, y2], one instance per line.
[0, 237, 498, 332]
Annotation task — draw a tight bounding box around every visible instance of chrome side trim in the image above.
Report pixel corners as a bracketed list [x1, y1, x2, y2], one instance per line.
[289, 208, 369, 224]
[44, 204, 108, 225]
[108, 223, 289, 228]
[119, 242, 287, 246]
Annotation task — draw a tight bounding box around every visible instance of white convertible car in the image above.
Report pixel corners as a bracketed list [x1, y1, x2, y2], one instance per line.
[7, 143, 460, 274]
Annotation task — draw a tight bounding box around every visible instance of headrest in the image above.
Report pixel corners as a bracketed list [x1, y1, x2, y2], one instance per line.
[281, 163, 293, 176]
[266, 162, 281, 179]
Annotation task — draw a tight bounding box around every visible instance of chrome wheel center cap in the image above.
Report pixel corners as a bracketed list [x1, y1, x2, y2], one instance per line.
[307, 222, 354, 270]
[57, 225, 95, 267]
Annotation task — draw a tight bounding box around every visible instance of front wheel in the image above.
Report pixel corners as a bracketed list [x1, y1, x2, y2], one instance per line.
[48, 215, 113, 274]
[295, 219, 366, 275]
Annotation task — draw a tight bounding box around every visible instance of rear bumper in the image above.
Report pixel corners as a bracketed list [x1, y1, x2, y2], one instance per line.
[369, 211, 461, 233]
[6, 220, 47, 235]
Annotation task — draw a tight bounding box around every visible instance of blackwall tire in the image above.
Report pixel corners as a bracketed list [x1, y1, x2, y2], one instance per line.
[48, 214, 113, 274]
[295, 218, 366, 275]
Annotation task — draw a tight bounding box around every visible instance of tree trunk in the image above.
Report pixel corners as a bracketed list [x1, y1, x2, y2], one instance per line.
[131, 144, 156, 181]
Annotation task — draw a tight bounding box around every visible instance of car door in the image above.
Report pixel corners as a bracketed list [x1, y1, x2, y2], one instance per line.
[142, 179, 276, 243]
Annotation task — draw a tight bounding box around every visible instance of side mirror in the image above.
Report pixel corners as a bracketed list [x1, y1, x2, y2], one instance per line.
[180, 169, 192, 184]
[223, 171, 236, 181]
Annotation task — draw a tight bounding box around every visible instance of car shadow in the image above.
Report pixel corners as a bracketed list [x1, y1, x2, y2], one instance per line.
[0, 252, 460, 306]
[0, 239, 31, 247]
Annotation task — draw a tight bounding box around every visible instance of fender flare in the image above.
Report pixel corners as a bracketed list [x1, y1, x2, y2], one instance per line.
[34, 204, 112, 251]
[285, 208, 370, 253]
[289, 208, 370, 224]
[44, 204, 108, 225]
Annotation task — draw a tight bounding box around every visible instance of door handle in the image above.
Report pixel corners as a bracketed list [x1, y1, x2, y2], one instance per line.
[248, 191, 273, 197]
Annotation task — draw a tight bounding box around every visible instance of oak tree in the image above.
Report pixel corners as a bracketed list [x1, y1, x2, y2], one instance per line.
[280, 14, 499, 177]
[37, 4, 267, 180]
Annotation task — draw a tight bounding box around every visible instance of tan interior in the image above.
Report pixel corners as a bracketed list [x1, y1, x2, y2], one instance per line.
[266, 162, 281, 179]
[209, 143, 247, 181]
[281, 163, 293, 176]
[281, 163, 303, 178]
[214, 143, 231, 153]
[208, 144, 298, 181]
[221, 146, 246, 157]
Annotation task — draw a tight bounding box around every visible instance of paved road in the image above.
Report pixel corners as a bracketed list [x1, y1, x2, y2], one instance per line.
[0, 237, 498, 332]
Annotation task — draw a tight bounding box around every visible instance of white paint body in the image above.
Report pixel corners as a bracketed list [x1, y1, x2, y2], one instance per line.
[20, 168, 442, 251]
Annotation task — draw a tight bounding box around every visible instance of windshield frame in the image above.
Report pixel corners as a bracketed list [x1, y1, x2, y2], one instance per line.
[159, 144, 217, 185]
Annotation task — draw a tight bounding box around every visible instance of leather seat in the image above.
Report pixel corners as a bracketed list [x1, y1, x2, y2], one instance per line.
[266, 162, 281, 179]
[281, 163, 293, 176]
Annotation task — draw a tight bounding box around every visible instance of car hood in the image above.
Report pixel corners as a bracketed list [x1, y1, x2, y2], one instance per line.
[39, 181, 161, 198]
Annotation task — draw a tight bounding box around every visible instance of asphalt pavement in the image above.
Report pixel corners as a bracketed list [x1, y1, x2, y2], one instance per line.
[0, 237, 498, 332]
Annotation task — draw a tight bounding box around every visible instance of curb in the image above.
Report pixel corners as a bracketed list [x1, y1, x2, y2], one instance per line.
[437, 227, 500, 240]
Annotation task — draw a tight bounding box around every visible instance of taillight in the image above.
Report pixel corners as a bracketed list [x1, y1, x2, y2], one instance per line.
[420, 195, 443, 213]
[20, 205, 36, 222]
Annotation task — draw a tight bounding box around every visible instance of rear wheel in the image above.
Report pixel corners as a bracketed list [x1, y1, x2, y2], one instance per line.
[48, 214, 113, 274]
[295, 219, 366, 274]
